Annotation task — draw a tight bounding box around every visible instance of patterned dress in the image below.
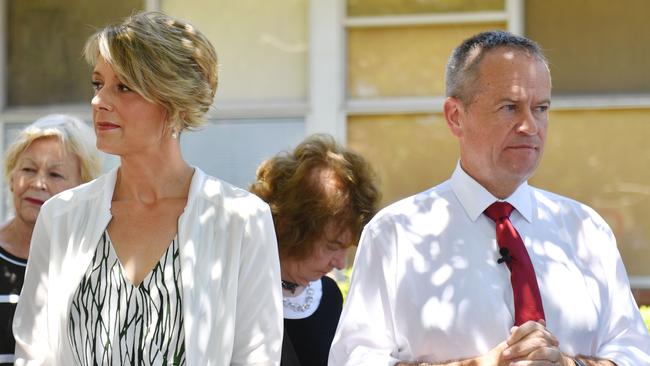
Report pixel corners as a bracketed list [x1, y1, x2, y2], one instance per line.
[68, 231, 186, 365]
[0, 247, 27, 365]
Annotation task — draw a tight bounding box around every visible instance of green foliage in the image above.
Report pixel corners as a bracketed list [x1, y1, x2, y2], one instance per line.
[640, 306, 650, 332]
[337, 267, 353, 301]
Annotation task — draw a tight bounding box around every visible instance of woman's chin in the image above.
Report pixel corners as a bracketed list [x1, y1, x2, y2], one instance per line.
[307, 272, 327, 282]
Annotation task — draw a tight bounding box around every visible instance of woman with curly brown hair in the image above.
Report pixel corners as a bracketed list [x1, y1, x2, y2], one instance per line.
[250, 134, 380, 366]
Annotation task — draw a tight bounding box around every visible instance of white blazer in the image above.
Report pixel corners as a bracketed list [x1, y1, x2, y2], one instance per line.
[13, 167, 283, 365]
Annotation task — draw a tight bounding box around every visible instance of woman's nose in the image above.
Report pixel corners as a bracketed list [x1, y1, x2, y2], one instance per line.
[30, 173, 47, 190]
[331, 248, 347, 270]
[91, 87, 113, 111]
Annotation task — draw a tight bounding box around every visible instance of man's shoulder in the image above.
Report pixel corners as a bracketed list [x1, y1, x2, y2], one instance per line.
[530, 186, 608, 225]
[190, 169, 272, 221]
[369, 180, 454, 226]
[531, 186, 588, 209]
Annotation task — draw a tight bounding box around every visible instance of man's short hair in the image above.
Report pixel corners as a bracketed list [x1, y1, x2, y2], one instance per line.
[445, 30, 548, 104]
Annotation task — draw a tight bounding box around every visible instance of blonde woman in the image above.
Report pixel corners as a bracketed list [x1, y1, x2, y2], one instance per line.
[0, 114, 101, 365]
[13, 12, 282, 365]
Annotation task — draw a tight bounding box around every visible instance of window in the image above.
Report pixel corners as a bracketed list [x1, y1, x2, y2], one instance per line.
[347, 0, 504, 16]
[348, 23, 506, 98]
[163, 0, 308, 101]
[526, 0, 650, 95]
[7, 0, 144, 106]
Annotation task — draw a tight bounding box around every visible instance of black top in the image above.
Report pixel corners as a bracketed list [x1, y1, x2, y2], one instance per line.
[0, 246, 27, 366]
[282, 276, 343, 366]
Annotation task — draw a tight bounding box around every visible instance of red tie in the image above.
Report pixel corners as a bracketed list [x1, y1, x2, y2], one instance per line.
[485, 202, 545, 326]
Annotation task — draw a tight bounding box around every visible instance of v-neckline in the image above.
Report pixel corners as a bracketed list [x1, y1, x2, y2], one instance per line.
[104, 230, 177, 288]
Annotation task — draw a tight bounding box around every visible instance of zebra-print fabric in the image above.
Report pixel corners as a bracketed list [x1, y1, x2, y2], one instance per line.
[68, 231, 186, 365]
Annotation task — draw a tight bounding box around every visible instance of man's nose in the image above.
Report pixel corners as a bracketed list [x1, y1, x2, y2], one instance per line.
[518, 109, 539, 135]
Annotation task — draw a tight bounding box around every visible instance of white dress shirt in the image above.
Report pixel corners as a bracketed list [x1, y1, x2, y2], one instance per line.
[14, 167, 283, 366]
[329, 163, 650, 366]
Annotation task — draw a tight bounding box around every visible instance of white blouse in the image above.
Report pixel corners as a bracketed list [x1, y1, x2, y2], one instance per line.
[69, 231, 185, 365]
[14, 167, 283, 365]
[283, 279, 323, 320]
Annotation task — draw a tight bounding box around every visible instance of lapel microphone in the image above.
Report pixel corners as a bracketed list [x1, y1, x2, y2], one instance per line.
[497, 247, 512, 264]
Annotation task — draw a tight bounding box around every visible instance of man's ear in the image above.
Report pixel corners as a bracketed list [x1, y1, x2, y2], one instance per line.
[444, 97, 464, 138]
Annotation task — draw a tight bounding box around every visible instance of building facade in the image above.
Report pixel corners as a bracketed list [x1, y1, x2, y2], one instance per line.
[1, 0, 649, 301]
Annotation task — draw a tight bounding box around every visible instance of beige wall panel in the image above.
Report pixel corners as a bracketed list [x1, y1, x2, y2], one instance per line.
[348, 23, 505, 98]
[350, 109, 650, 276]
[348, 114, 458, 206]
[532, 109, 650, 276]
[162, 0, 307, 101]
[347, 0, 504, 16]
[526, 0, 650, 94]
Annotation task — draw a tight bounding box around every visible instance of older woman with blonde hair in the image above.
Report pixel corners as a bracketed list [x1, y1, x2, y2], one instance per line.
[13, 11, 282, 366]
[250, 134, 380, 366]
[0, 114, 101, 365]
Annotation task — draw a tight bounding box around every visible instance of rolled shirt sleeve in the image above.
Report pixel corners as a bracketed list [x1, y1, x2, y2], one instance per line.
[329, 222, 402, 366]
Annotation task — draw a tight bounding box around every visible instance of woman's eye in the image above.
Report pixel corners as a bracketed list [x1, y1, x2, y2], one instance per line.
[91, 81, 102, 92]
[49, 172, 64, 179]
[118, 83, 132, 92]
[327, 244, 341, 251]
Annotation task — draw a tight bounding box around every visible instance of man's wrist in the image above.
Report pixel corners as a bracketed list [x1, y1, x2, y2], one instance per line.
[573, 358, 587, 366]
[561, 355, 584, 366]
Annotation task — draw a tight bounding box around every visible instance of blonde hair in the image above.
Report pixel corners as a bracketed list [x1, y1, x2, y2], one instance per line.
[4, 114, 102, 184]
[84, 11, 218, 131]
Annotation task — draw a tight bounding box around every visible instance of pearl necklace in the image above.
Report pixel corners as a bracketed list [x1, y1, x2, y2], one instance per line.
[283, 284, 314, 312]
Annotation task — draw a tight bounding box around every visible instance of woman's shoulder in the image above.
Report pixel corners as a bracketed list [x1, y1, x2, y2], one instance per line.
[42, 171, 113, 214]
[191, 168, 271, 214]
[321, 275, 340, 290]
[320, 276, 343, 304]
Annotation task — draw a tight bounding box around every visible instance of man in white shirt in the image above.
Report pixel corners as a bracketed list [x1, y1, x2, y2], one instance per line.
[328, 30, 650, 366]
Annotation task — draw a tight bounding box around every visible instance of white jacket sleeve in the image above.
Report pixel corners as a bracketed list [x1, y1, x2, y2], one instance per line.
[13, 209, 54, 365]
[328, 222, 401, 366]
[230, 205, 283, 366]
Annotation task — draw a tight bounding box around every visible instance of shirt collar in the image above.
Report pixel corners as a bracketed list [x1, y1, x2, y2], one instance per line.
[450, 161, 533, 223]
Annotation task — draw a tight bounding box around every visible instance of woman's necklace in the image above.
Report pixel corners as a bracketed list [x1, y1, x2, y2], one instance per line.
[281, 279, 299, 294]
[283, 283, 314, 312]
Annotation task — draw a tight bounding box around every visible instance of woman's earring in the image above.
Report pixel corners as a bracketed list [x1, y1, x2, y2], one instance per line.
[171, 126, 179, 139]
